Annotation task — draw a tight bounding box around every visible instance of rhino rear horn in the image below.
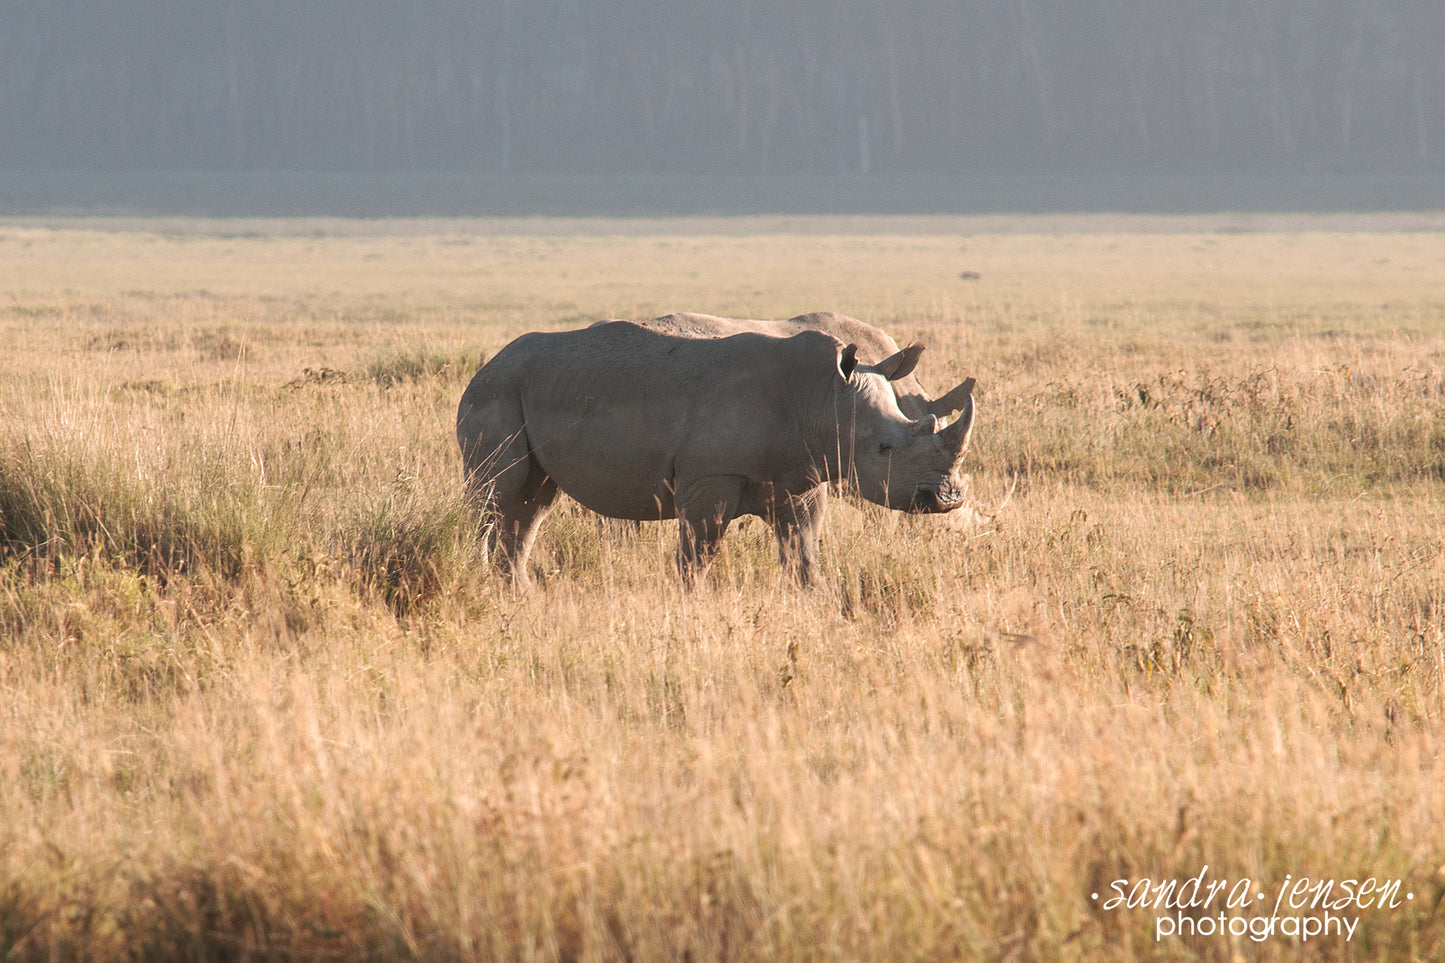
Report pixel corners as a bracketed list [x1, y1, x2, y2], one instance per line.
[872, 343, 925, 382]
[940, 378, 977, 451]
[907, 414, 940, 437]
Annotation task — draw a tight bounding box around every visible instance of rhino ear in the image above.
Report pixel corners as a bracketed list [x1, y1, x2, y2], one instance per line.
[838, 343, 859, 380]
[874, 343, 925, 382]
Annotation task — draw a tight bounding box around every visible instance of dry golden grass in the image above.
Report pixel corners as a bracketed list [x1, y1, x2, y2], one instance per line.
[2, 217, 1444, 961]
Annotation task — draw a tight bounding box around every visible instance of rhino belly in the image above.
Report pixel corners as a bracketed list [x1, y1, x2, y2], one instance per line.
[527, 427, 679, 521]
[549, 463, 679, 521]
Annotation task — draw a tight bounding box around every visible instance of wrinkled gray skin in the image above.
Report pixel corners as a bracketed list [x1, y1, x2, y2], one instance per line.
[457, 322, 975, 590]
[596, 311, 989, 528]
[596, 312, 976, 423]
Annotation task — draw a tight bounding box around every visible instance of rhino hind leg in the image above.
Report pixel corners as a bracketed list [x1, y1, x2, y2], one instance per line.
[494, 463, 559, 592]
[459, 410, 557, 591]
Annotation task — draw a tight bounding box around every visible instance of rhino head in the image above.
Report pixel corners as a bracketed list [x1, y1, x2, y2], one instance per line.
[833, 342, 975, 513]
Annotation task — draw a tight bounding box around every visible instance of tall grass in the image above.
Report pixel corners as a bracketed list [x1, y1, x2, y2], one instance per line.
[980, 336, 1445, 494]
[1, 219, 1443, 960]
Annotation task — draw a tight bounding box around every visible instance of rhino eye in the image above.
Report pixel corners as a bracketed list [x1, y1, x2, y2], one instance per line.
[879, 442, 894, 455]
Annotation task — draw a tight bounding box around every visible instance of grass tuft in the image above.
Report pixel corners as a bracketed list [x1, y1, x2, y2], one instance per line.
[345, 486, 482, 617]
[367, 347, 477, 388]
[0, 433, 250, 582]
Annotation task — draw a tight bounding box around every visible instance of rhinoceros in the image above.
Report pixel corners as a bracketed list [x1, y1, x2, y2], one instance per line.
[595, 311, 976, 424]
[594, 311, 1003, 527]
[456, 322, 975, 589]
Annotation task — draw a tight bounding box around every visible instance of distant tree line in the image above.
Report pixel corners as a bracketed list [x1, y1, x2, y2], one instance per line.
[3, 0, 1441, 174]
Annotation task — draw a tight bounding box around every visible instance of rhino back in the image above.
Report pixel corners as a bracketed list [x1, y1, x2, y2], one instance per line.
[629, 311, 932, 421]
[784, 312, 902, 362]
[465, 324, 834, 520]
[632, 312, 900, 360]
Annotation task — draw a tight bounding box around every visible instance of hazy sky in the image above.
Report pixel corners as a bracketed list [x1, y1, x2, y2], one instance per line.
[3, 1, 1441, 212]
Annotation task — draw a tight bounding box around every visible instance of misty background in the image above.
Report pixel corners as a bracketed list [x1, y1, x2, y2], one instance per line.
[3, 0, 1443, 215]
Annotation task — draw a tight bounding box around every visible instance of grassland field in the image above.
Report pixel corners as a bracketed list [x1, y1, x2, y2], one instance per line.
[2, 214, 1444, 961]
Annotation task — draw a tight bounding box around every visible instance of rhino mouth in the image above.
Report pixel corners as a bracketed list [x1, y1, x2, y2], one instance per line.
[908, 482, 968, 514]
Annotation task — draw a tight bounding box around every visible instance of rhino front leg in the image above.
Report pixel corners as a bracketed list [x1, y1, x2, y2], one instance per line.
[673, 476, 744, 586]
[772, 486, 827, 586]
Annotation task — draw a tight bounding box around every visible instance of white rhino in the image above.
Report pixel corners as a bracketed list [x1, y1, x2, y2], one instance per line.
[595, 311, 1003, 528]
[457, 322, 975, 589]
[595, 311, 976, 424]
